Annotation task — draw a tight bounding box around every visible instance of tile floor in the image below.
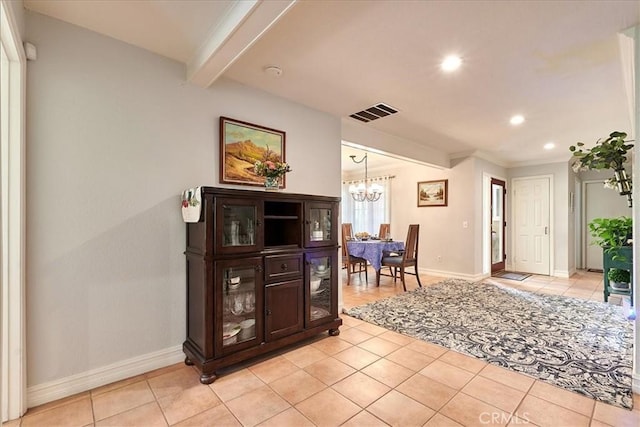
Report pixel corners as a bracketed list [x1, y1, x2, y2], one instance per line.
[4, 270, 639, 426]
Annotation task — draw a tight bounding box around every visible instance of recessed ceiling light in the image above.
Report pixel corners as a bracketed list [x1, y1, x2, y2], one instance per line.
[264, 66, 283, 77]
[510, 115, 525, 126]
[441, 55, 462, 72]
[544, 142, 555, 150]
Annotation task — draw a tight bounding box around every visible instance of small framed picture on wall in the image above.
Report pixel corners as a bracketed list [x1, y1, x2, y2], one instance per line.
[417, 179, 448, 207]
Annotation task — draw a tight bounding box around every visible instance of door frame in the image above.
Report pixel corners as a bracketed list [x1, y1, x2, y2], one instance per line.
[482, 173, 507, 276]
[510, 175, 554, 276]
[490, 178, 506, 273]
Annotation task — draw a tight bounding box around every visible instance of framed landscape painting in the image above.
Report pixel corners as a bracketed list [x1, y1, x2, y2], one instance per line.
[417, 179, 448, 207]
[219, 117, 286, 187]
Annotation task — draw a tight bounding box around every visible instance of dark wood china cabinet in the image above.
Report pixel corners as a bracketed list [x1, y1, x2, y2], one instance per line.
[183, 187, 341, 383]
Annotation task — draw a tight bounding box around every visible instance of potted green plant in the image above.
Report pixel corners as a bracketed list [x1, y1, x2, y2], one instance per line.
[588, 216, 632, 261]
[569, 131, 634, 207]
[607, 268, 630, 290]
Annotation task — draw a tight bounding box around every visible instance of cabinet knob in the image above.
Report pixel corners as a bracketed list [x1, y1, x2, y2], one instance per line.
[256, 265, 263, 272]
[280, 263, 287, 270]
[266, 309, 272, 316]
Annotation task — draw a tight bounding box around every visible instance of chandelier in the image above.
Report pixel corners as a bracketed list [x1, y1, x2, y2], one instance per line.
[348, 153, 383, 202]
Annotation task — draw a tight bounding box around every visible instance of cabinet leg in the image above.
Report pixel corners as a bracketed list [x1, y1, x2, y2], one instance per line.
[199, 372, 217, 384]
[184, 357, 194, 366]
[329, 328, 340, 336]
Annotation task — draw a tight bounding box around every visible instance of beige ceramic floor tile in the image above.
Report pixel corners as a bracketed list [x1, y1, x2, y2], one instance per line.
[269, 370, 327, 405]
[405, 340, 448, 358]
[357, 336, 401, 357]
[528, 380, 594, 416]
[592, 401, 640, 427]
[478, 364, 535, 393]
[332, 371, 391, 408]
[355, 322, 389, 336]
[440, 393, 510, 427]
[395, 373, 457, 411]
[340, 315, 364, 328]
[461, 376, 526, 413]
[339, 327, 375, 345]
[144, 362, 187, 379]
[439, 350, 487, 373]
[91, 375, 147, 397]
[22, 398, 94, 427]
[147, 366, 201, 400]
[1, 419, 21, 427]
[361, 358, 414, 388]
[22, 391, 90, 417]
[518, 395, 590, 427]
[419, 360, 475, 390]
[248, 355, 300, 384]
[94, 401, 167, 427]
[367, 389, 435, 426]
[257, 407, 314, 427]
[304, 357, 356, 385]
[385, 346, 435, 371]
[225, 385, 290, 427]
[92, 380, 156, 421]
[295, 388, 361, 427]
[281, 344, 328, 368]
[423, 413, 465, 427]
[209, 368, 265, 402]
[340, 410, 389, 427]
[156, 381, 221, 425]
[173, 404, 241, 427]
[333, 345, 380, 370]
[311, 336, 354, 355]
[377, 330, 414, 346]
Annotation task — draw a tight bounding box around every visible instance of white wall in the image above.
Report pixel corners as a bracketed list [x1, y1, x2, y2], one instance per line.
[25, 10, 341, 391]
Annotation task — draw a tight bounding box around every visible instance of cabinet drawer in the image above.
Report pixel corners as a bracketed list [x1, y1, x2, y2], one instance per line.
[265, 254, 303, 283]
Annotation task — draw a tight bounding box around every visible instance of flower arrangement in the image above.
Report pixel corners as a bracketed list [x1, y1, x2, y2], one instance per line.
[182, 191, 199, 208]
[254, 160, 292, 178]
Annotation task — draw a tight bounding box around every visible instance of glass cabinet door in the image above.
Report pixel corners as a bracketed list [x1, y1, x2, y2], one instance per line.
[217, 258, 262, 354]
[305, 202, 337, 247]
[306, 252, 336, 325]
[216, 198, 263, 253]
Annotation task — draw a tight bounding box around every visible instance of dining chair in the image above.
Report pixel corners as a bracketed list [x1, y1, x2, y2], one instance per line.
[341, 230, 368, 285]
[378, 223, 390, 240]
[341, 223, 354, 270]
[377, 224, 422, 291]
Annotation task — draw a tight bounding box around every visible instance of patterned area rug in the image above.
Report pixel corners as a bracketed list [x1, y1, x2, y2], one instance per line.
[344, 279, 634, 409]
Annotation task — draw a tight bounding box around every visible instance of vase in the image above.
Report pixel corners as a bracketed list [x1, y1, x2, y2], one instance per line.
[264, 176, 280, 191]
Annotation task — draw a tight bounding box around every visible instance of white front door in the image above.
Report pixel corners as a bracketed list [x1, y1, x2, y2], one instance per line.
[513, 177, 550, 275]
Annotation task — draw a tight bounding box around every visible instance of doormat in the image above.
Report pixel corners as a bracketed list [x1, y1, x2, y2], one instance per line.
[492, 271, 531, 281]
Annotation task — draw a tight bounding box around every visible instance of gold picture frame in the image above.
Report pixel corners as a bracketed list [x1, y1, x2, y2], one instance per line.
[219, 117, 286, 187]
[417, 179, 448, 207]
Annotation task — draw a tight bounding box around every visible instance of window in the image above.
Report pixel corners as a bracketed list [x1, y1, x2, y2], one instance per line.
[341, 178, 392, 235]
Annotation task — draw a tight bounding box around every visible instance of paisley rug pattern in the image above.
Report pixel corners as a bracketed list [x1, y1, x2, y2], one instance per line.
[344, 279, 634, 409]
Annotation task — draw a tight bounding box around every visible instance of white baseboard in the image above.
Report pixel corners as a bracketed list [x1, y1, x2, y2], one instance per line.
[420, 268, 488, 282]
[27, 345, 184, 408]
[553, 270, 571, 278]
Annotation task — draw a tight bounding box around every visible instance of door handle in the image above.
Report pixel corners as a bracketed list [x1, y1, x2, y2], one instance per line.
[544, 226, 548, 235]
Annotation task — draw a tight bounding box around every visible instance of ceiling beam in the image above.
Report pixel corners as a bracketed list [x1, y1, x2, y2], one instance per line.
[187, 0, 296, 88]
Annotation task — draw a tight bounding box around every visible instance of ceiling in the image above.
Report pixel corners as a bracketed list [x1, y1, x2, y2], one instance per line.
[24, 0, 640, 168]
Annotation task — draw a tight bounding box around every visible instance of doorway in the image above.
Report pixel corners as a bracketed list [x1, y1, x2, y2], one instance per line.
[491, 179, 506, 272]
[512, 176, 551, 275]
[583, 180, 630, 270]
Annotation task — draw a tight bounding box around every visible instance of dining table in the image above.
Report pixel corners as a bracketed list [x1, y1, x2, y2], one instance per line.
[346, 239, 405, 272]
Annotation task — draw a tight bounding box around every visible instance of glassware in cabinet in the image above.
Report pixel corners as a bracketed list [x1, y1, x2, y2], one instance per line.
[218, 258, 262, 351]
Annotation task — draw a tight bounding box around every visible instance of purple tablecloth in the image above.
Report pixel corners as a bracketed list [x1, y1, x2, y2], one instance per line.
[347, 240, 405, 271]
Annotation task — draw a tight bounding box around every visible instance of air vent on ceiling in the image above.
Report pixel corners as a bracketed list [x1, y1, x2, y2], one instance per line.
[349, 103, 398, 123]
